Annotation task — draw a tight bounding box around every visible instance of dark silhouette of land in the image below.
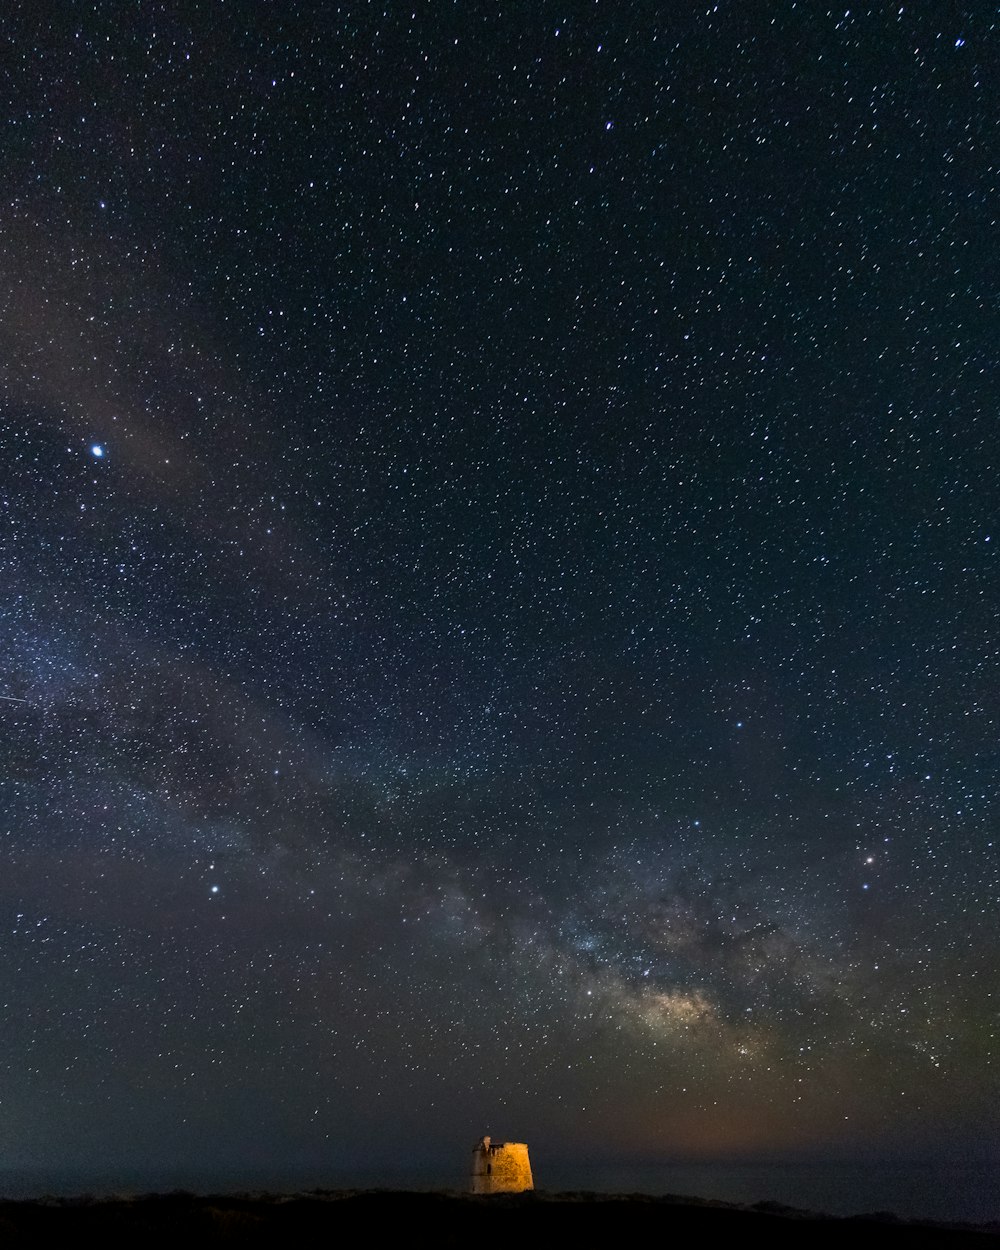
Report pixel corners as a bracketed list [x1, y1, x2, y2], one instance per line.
[0, 1188, 996, 1247]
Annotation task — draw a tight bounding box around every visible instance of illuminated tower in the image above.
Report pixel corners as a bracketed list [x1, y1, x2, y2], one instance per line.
[469, 1135, 533, 1194]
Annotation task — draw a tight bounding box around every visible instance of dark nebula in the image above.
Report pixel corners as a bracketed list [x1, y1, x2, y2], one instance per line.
[0, 2, 997, 1185]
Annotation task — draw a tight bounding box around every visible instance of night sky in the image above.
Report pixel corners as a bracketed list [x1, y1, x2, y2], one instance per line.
[1, 2, 998, 1185]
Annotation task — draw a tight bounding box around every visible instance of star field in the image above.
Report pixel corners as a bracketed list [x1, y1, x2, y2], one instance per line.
[0, 1, 997, 1185]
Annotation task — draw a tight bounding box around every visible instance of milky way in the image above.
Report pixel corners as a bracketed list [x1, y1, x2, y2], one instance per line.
[1, 3, 997, 1182]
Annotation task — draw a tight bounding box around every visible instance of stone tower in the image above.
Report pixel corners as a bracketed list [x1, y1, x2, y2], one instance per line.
[469, 1135, 533, 1194]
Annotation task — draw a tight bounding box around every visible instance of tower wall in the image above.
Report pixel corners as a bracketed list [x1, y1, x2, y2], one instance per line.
[470, 1138, 533, 1194]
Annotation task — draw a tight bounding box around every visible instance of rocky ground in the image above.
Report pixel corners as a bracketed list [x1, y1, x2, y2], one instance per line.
[1, 1187, 997, 1247]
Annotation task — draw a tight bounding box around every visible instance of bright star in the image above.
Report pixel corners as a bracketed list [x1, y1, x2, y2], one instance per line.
[90, 444, 105, 458]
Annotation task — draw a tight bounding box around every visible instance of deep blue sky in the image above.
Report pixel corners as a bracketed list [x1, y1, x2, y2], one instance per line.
[1, 1, 997, 1182]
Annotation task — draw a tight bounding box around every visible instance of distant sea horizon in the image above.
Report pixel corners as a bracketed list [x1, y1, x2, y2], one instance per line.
[2, 1159, 997, 1226]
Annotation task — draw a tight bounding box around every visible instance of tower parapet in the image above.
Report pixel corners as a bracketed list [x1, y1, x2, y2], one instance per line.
[470, 1135, 533, 1194]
